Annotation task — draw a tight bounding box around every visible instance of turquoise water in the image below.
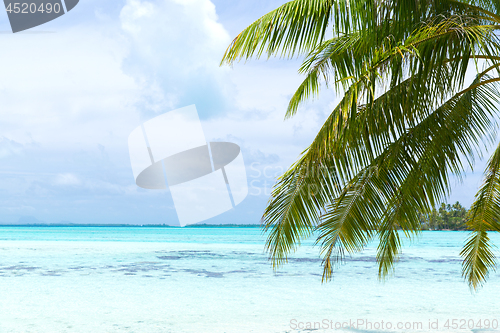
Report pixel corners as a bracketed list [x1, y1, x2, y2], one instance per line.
[0, 228, 499, 332]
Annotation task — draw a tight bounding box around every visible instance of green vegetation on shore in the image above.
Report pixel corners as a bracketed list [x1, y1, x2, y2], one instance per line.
[421, 202, 468, 230]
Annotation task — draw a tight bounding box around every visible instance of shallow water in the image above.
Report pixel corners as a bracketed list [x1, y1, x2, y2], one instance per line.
[0, 227, 499, 332]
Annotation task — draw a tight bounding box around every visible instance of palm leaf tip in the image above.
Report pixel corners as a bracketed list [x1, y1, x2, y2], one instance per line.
[461, 141, 500, 291]
[461, 230, 497, 291]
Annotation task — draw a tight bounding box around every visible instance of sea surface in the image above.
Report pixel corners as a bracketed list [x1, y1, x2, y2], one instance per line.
[0, 227, 499, 333]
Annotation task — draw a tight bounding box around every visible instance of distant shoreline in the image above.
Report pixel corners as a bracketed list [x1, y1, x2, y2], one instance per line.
[0, 224, 469, 230]
[0, 224, 262, 228]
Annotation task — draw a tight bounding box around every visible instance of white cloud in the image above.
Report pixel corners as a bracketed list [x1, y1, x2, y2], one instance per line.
[119, 0, 233, 118]
[55, 173, 81, 186]
[0, 26, 140, 151]
[0, 0, 338, 223]
[0, 137, 25, 159]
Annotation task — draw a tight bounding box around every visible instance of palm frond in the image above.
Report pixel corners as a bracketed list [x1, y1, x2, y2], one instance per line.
[299, 72, 499, 280]
[461, 141, 500, 290]
[262, 155, 339, 267]
[286, 16, 500, 117]
[220, 0, 336, 64]
[223, 0, 500, 289]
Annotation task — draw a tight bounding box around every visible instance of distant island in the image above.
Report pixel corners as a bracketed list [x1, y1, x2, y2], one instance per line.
[0, 201, 471, 230]
[0, 223, 261, 228]
[420, 202, 469, 231]
[0, 216, 261, 227]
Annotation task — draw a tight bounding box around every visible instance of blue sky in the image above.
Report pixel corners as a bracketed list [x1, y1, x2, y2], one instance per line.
[0, 0, 491, 225]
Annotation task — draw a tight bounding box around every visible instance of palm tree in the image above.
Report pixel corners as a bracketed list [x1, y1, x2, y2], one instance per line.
[221, 0, 500, 291]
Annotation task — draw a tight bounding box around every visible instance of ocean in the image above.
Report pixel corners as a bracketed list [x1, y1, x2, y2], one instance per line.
[0, 227, 499, 332]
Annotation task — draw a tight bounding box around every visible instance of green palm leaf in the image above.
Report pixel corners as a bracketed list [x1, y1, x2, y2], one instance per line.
[222, 0, 500, 291]
[461, 142, 500, 290]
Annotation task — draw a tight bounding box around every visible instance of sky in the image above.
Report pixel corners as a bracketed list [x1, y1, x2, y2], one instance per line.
[0, 0, 492, 225]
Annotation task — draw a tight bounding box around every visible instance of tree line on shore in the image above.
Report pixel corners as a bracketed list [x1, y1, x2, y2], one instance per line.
[420, 202, 469, 230]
